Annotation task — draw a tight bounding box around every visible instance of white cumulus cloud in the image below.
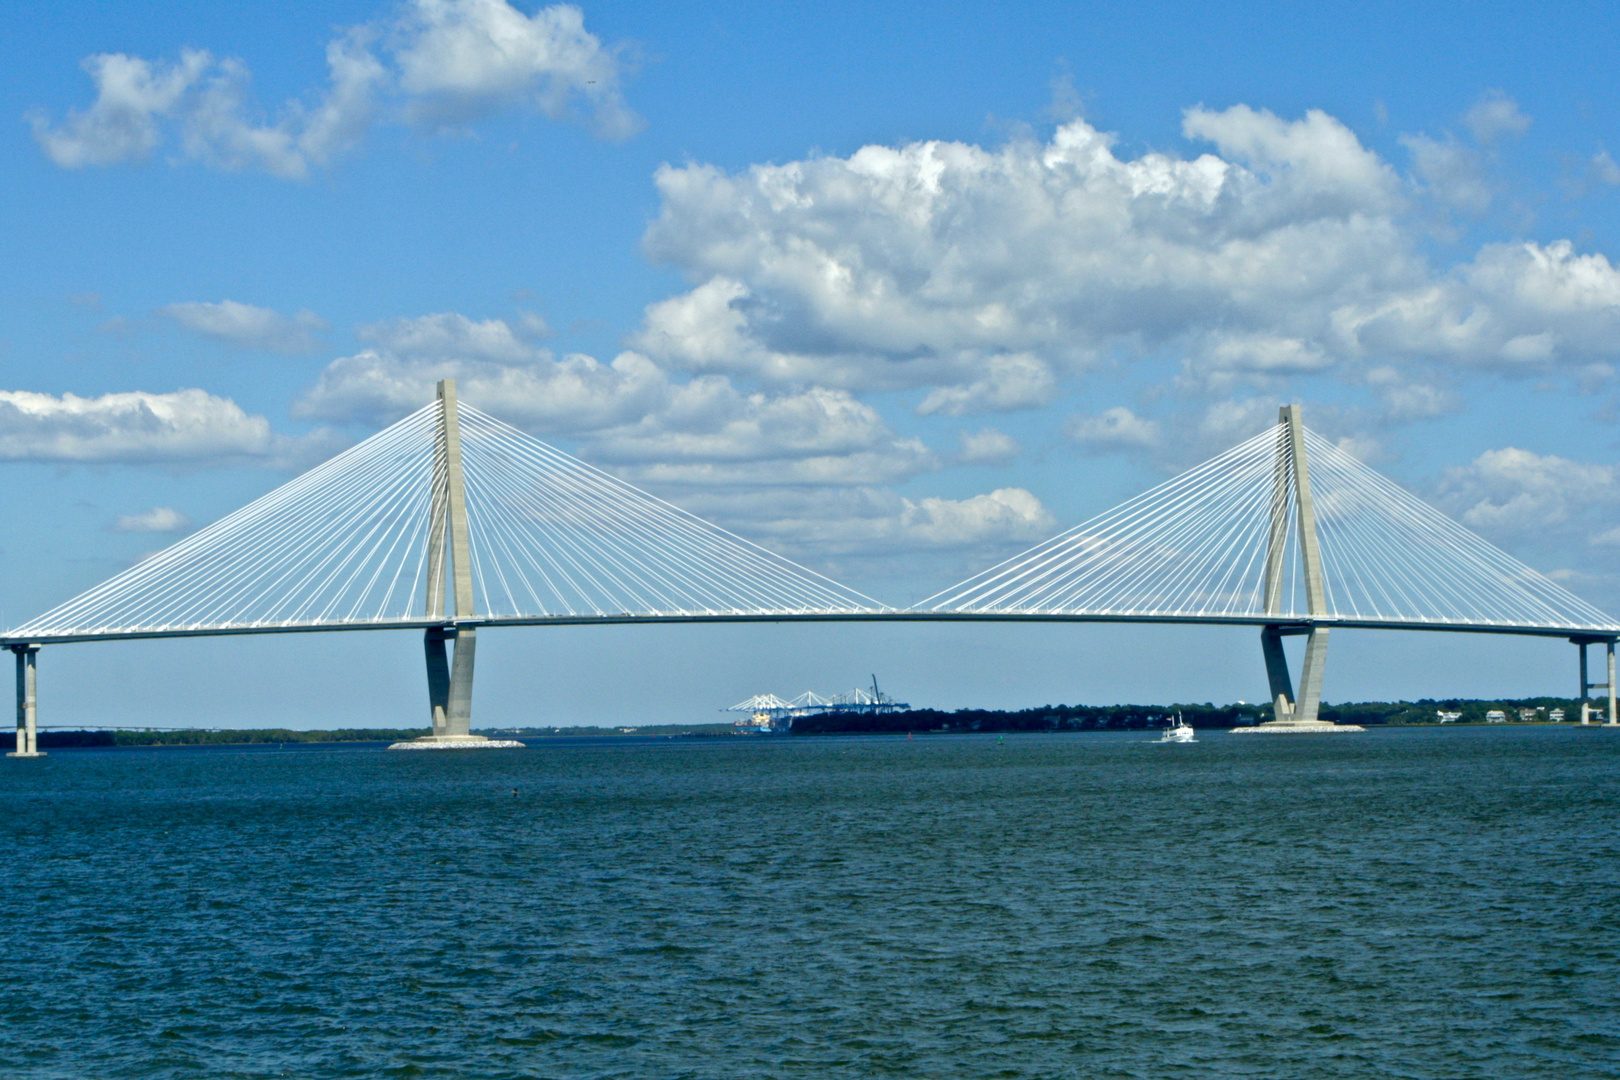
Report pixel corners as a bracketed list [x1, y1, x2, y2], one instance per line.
[1401, 133, 1493, 214]
[296, 312, 937, 489]
[0, 389, 272, 463]
[113, 507, 191, 533]
[30, 1, 637, 178]
[594, 381, 938, 488]
[916, 354, 1056, 416]
[957, 427, 1020, 466]
[294, 313, 667, 430]
[900, 488, 1054, 546]
[1363, 366, 1457, 419]
[394, 0, 640, 138]
[1462, 91, 1531, 145]
[29, 50, 210, 167]
[677, 485, 1054, 570]
[1592, 151, 1620, 187]
[1438, 447, 1620, 537]
[640, 107, 1398, 392]
[633, 106, 1620, 406]
[175, 36, 387, 180]
[1066, 406, 1161, 450]
[1340, 240, 1620, 371]
[163, 300, 328, 352]
[1426, 445, 1620, 607]
[0, 389, 344, 468]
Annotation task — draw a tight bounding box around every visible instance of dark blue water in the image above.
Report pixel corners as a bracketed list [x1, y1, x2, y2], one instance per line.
[2, 727, 1617, 1079]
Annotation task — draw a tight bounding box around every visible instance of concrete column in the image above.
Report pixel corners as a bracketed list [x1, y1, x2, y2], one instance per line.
[436, 381, 476, 618]
[1609, 641, 1617, 725]
[8, 645, 43, 758]
[13, 647, 22, 753]
[1260, 410, 1297, 723]
[1296, 627, 1330, 723]
[1572, 637, 1614, 724]
[1285, 405, 1327, 618]
[1260, 625, 1295, 720]
[1281, 406, 1330, 725]
[1580, 641, 1589, 711]
[424, 422, 450, 622]
[424, 627, 451, 734]
[439, 378, 477, 736]
[446, 626, 476, 737]
[1262, 416, 1292, 617]
[1258, 625, 1329, 723]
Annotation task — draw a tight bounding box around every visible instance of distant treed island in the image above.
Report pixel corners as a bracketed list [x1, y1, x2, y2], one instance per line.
[0, 698, 1597, 749]
[791, 698, 1586, 734]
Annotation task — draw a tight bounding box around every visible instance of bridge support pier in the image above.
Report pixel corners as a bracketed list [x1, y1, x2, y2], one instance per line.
[1260, 625, 1297, 719]
[424, 626, 454, 735]
[1240, 624, 1358, 733]
[394, 627, 507, 749]
[1572, 636, 1617, 726]
[7, 645, 43, 758]
[449, 627, 477, 733]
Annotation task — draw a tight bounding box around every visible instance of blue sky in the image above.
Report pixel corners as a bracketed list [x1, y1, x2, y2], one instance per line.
[4, 0, 1620, 727]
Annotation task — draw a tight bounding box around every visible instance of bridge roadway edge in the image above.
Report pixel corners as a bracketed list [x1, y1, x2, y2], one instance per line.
[2, 609, 1615, 648]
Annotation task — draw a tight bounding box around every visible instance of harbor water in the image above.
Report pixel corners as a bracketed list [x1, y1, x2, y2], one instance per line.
[1, 726, 1616, 1078]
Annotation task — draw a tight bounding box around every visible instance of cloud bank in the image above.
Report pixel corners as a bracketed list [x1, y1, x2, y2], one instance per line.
[295, 312, 939, 486]
[632, 106, 1620, 413]
[33, 91, 1620, 586]
[30, 0, 638, 179]
[290, 312, 1055, 561]
[0, 389, 273, 463]
[0, 389, 340, 467]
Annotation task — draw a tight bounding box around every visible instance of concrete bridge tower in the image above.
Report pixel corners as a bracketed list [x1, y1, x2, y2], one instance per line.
[389, 380, 521, 751]
[1238, 404, 1363, 734]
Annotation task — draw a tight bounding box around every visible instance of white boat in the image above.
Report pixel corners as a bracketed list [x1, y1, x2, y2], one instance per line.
[1158, 714, 1196, 743]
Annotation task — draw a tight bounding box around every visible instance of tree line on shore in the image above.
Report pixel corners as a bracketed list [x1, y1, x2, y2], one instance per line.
[0, 723, 732, 750]
[2, 727, 430, 750]
[790, 697, 1589, 734]
[0, 696, 1597, 749]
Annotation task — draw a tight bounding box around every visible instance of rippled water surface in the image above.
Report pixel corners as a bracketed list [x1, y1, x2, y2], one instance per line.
[2, 727, 1618, 1078]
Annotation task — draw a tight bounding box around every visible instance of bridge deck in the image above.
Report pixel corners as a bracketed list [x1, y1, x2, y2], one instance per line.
[3, 609, 1613, 647]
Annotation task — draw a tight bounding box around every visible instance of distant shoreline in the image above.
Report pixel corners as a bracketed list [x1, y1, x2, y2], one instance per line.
[4, 698, 1604, 750]
[790, 697, 1590, 734]
[0, 723, 734, 750]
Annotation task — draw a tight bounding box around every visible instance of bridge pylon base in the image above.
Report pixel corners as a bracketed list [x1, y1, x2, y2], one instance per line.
[388, 734, 524, 750]
[1231, 719, 1364, 734]
[9, 644, 43, 757]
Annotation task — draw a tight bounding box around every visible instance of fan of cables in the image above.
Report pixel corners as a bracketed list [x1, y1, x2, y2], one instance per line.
[455, 404, 878, 618]
[13, 401, 881, 639]
[926, 422, 1617, 632]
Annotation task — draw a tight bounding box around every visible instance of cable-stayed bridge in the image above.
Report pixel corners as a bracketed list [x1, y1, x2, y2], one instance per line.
[5, 381, 1616, 754]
